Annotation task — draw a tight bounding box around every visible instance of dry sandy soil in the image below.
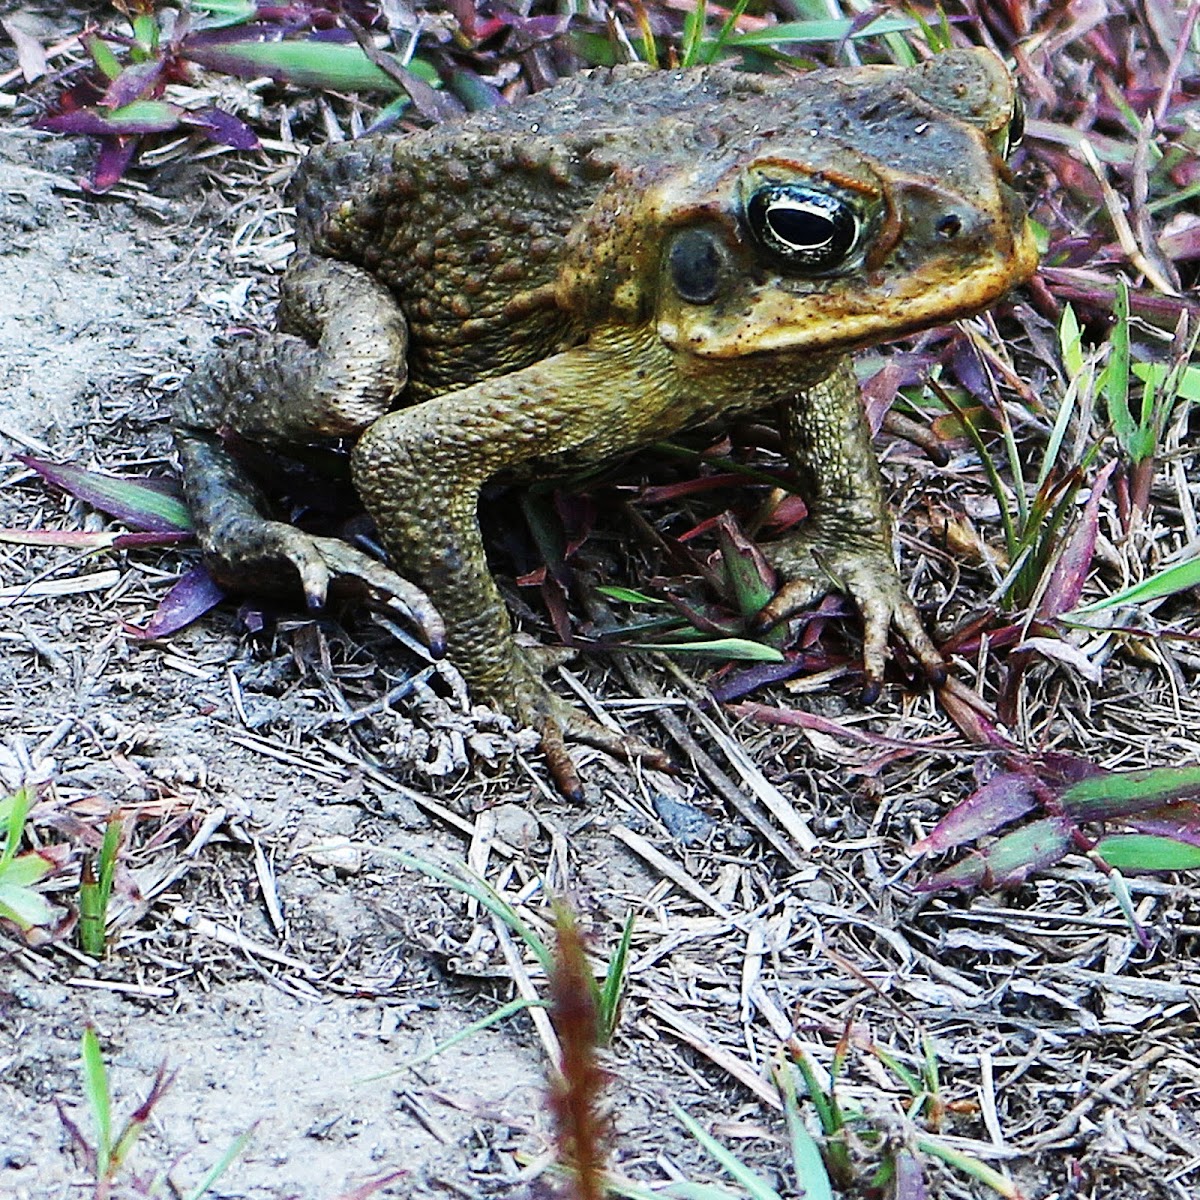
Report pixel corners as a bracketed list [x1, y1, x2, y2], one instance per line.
[3, 5, 1200, 1200]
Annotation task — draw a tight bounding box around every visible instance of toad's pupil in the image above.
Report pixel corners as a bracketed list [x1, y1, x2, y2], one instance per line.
[766, 202, 839, 251]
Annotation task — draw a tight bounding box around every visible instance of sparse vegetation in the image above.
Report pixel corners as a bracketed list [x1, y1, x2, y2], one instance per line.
[57, 1026, 251, 1200]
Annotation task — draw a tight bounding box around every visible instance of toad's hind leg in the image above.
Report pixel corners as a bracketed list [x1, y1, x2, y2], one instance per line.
[173, 254, 443, 647]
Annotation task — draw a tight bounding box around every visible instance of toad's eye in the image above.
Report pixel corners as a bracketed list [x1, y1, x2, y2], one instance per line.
[990, 91, 1025, 157]
[1005, 92, 1025, 152]
[998, 93, 1027, 154]
[745, 185, 862, 273]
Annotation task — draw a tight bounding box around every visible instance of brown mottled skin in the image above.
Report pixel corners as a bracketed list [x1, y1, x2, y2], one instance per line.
[174, 49, 1037, 795]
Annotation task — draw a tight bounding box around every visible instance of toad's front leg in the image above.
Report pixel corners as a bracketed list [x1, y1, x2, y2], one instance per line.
[759, 357, 946, 699]
[352, 330, 679, 798]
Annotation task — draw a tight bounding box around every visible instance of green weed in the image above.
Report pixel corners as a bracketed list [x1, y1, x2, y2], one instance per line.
[0, 787, 56, 933]
[59, 1026, 251, 1200]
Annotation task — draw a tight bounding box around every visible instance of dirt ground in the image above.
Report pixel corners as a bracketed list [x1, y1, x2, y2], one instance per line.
[4, 6, 1200, 1200]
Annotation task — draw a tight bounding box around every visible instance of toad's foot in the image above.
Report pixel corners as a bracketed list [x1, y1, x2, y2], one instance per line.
[175, 426, 444, 652]
[205, 517, 445, 656]
[498, 648, 673, 801]
[757, 533, 945, 702]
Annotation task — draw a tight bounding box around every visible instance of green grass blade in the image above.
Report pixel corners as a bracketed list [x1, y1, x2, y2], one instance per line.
[79, 861, 106, 957]
[671, 1105, 783, 1200]
[680, 0, 707, 67]
[109, 1113, 149, 1176]
[81, 1027, 113, 1174]
[936, 387, 1019, 560]
[790, 1049, 839, 1135]
[131, 13, 160, 55]
[1061, 764, 1200, 818]
[1104, 867, 1143, 935]
[598, 911, 635, 1044]
[183, 1127, 256, 1200]
[1105, 278, 1135, 452]
[646, 637, 785, 662]
[361, 997, 548, 1081]
[915, 1137, 1021, 1197]
[868, 1044, 922, 1097]
[85, 33, 124, 80]
[1, 786, 31, 869]
[703, 0, 753, 64]
[1128, 369, 1160, 463]
[380, 850, 554, 976]
[997, 404, 1028, 531]
[1133, 362, 1200, 401]
[0, 879, 54, 928]
[1035, 363, 1086, 492]
[1067, 553, 1200, 614]
[184, 39, 439, 91]
[773, 1061, 834, 1200]
[709, 15, 914, 49]
[1059, 303, 1084, 378]
[80, 814, 123, 956]
[1094, 835, 1200, 871]
[0, 853, 52, 888]
[97, 817, 120, 916]
[596, 585, 667, 605]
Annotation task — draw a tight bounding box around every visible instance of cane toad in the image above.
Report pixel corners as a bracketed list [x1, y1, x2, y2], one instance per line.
[174, 48, 1037, 796]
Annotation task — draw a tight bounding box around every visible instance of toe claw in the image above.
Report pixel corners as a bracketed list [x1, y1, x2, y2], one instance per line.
[208, 524, 443, 654]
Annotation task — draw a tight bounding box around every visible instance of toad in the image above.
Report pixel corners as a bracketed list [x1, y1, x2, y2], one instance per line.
[174, 48, 1037, 796]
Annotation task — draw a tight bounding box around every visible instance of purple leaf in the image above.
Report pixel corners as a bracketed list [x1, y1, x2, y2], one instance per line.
[1127, 801, 1200, 848]
[1037, 751, 1108, 791]
[88, 136, 140, 193]
[893, 1150, 928, 1200]
[917, 817, 1075, 893]
[708, 656, 811, 702]
[124, 567, 226, 640]
[1038, 459, 1117, 619]
[938, 681, 1015, 748]
[19, 457, 193, 533]
[103, 58, 166, 109]
[950, 335, 992, 401]
[40, 99, 182, 136]
[113, 531, 194, 549]
[911, 771, 1040, 856]
[180, 107, 260, 150]
[1159, 213, 1200, 261]
[490, 11, 571, 41]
